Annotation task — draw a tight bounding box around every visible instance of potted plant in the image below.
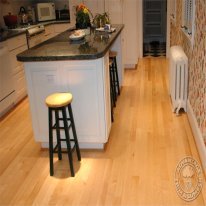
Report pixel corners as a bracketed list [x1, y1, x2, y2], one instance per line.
[93, 12, 110, 28]
[75, 3, 93, 29]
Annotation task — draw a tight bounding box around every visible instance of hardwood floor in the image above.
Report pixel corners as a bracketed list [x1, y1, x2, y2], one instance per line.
[0, 57, 205, 206]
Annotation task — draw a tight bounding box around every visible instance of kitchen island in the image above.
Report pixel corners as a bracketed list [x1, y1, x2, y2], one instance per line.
[17, 24, 124, 149]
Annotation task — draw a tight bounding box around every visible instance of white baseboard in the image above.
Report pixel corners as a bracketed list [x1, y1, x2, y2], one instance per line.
[124, 64, 136, 69]
[187, 100, 206, 174]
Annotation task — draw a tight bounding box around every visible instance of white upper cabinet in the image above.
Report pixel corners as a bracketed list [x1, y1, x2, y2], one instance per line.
[83, 0, 105, 15]
[69, 0, 82, 24]
[70, 0, 123, 25]
[122, 0, 139, 66]
[105, 0, 123, 24]
[69, 0, 105, 23]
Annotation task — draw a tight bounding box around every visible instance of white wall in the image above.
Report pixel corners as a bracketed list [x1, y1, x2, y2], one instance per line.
[122, 0, 140, 68]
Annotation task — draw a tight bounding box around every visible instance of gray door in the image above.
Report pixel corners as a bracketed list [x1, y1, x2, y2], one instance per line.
[143, 0, 167, 43]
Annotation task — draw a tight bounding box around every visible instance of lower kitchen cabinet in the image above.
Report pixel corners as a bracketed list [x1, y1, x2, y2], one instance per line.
[28, 33, 45, 48]
[44, 25, 56, 41]
[14, 69, 27, 103]
[24, 54, 111, 148]
[2, 22, 75, 115]
[8, 34, 28, 104]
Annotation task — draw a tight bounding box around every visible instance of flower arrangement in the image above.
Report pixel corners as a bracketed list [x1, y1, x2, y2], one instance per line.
[75, 3, 92, 29]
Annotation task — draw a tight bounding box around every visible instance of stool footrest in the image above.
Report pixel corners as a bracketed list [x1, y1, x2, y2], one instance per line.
[59, 138, 75, 141]
[53, 140, 76, 153]
[58, 117, 71, 121]
[52, 124, 72, 130]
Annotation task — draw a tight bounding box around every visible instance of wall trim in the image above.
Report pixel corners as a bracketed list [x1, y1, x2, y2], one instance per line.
[187, 100, 206, 174]
[124, 64, 136, 69]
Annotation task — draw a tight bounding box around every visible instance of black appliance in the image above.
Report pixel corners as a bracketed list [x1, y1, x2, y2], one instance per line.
[55, 9, 70, 20]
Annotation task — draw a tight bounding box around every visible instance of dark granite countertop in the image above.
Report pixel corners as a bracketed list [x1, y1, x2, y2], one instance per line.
[17, 24, 124, 61]
[0, 20, 71, 42]
[0, 29, 26, 42]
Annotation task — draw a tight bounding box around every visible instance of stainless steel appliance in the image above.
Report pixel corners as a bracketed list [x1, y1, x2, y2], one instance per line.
[0, 42, 15, 117]
[36, 3, 56, 22]
[55, 9, 70, 20]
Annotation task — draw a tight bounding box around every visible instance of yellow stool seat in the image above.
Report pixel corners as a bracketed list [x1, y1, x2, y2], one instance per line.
[109, 51, 117, 58]
[45, 93, 73, 108]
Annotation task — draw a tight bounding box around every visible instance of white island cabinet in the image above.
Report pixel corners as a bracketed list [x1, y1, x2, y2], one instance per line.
[18, 25, 124, 149]
[25, 55, 111, 149]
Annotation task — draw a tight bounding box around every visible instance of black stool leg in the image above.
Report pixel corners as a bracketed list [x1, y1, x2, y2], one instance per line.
[68, 104, 81, 161]
[114, 57, 120, 95]
[62, 107, 75, 177]
[110, 90, 114, 122]
[111, 61, 117, 102]
[109, 67, 114, 122]
[48, 108, 54, 176]
[55, 110, 62, 160]
[110, 64, 116, 107]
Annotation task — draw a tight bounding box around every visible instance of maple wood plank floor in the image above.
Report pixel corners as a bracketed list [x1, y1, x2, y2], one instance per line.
[0, 57, 205, 206]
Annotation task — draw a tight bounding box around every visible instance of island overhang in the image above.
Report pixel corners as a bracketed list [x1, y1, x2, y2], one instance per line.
[17, 24, 124, 62]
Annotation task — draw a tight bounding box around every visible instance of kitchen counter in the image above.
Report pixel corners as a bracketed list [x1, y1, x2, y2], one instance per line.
[0, 29, 26, 42]
[0, 20, 71, 42]
[19, 24, 124, 149]
[17, 24, 124, 61]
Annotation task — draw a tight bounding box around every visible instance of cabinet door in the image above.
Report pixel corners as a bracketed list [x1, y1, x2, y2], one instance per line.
[83, 0, 105, 15]
[10, 45, 27, 74]
[62, 59, 107, 143]
[14, 68, 27, 103]
[69, 0, 104, 24]
[29, 33, 45, 48]
[103, 53, 112, 140]
[69, 0, 83, 24]
[7, 34, 27, 51]
[105, 0, 123, 24]
[9, 43, 28, 104]
[44, 25, 55, 41]
[122, 0, 139, 66]
[25, 66, 61, 142]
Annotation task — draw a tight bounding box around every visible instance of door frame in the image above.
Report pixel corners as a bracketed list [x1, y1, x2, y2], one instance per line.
[139, 0, 170, 58]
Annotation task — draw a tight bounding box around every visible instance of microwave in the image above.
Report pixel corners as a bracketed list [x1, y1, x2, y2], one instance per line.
[36, 3, 56, 22]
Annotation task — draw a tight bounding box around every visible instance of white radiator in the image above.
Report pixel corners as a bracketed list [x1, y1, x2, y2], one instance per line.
[169, 46, 188, 114]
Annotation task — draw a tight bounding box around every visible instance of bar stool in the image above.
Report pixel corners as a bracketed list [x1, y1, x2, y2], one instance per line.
[109, 51, 121, 97]
[109, 59, 115, 122]
[45, 93, 81, 177]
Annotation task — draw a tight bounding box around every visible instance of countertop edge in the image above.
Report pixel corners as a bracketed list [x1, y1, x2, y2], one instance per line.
[17, 25, 124, 62]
